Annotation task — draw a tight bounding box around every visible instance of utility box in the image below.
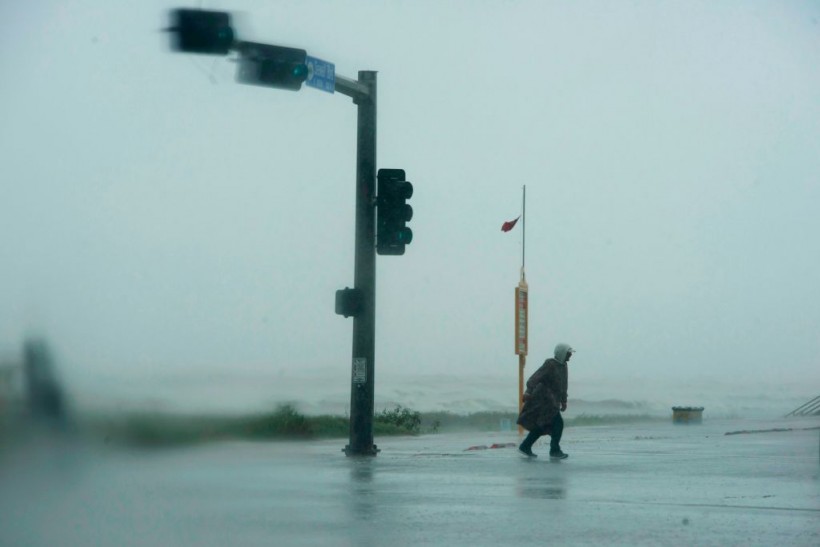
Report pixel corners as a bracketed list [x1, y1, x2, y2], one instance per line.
[672, 406, 704, 424]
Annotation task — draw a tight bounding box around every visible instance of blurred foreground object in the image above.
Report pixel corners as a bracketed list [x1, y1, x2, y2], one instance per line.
[24, 338, 67, 427]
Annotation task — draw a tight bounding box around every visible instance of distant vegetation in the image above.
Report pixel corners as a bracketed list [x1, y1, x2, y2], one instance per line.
[78, 405, 659, 448]
[85, 404, 422, 447]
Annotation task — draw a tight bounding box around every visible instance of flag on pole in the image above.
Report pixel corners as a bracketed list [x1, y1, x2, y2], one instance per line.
[501, 216, 520, 232]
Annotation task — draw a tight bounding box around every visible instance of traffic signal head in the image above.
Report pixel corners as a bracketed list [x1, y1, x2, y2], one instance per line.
[377, 169, 414, 256]
[169, 9, 235, 55]
[237, 43, 308, 91]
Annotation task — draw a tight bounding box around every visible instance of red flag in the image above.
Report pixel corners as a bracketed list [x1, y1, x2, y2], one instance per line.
[501, 216, 520, 232]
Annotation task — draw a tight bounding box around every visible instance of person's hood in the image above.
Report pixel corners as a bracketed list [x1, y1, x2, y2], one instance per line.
[554, 343, 574, 364]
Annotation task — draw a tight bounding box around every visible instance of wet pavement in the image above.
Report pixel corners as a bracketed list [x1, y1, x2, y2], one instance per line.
[1, 417, 818, 546]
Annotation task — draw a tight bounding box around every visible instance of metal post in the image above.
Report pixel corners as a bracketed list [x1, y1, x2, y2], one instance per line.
[344, 71, 378, 456]
[518, 354, 525, 435]
[522, 185, 526, 270]
[517, 185, 527, 435]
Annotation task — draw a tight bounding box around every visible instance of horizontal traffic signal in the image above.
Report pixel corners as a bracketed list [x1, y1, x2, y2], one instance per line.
[237, 43, 308, 91]
[169, 9, 235, 55]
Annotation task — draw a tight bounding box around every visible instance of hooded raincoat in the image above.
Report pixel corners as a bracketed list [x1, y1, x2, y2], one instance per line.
[516, 344, 571, 431]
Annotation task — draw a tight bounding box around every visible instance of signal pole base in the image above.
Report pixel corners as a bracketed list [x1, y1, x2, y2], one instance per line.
[343, 444, 380, 457]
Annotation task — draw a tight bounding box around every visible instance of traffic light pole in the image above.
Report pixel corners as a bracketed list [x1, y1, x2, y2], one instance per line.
[167, 9, 384, 457]
[337, 71, 379, 456]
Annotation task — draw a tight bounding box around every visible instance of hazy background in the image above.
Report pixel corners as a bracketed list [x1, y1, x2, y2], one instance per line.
[1, 1, 818, 417]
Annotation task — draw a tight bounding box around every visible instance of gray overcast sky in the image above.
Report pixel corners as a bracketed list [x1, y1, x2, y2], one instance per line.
[1, 1, 818, 414]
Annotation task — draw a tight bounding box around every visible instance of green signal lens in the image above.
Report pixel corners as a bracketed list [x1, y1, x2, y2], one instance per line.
[292, 64, 308, 78]
[397, 228, 413, 244]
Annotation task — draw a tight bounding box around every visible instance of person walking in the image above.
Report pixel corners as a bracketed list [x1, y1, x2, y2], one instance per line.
[516, 343, 574, 459]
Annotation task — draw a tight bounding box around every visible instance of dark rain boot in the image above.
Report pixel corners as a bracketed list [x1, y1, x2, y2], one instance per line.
[549, 448, 568, 459]
[549, 414, 568, 459]
[518, 428, 544, 458]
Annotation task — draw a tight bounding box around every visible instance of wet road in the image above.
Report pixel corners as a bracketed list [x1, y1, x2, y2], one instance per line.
[2, 417, 818, 546]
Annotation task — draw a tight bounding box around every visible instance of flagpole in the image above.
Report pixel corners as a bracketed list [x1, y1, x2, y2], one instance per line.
[522, 185, 526, 274]
[517, 185, 527, 435]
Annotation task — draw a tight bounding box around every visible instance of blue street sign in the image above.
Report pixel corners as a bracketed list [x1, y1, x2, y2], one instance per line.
[305, 55, 335, 93]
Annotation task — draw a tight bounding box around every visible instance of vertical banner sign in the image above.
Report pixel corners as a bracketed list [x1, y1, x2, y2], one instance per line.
[515, 286, 528, 355]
